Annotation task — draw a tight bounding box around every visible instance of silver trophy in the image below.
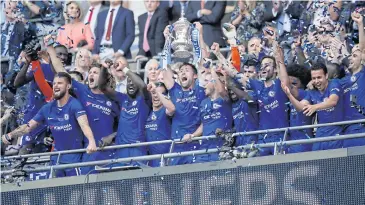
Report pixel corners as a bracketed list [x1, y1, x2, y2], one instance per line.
[169, 6, 193, 58]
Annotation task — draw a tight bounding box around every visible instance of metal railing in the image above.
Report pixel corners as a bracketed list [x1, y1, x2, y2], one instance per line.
[1, 132, 365, 175]
[1, 119, 364, 176]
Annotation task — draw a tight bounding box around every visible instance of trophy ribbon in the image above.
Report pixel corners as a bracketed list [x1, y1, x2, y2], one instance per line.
[190, 24, 201, 66]
[160, 25, 174, 70]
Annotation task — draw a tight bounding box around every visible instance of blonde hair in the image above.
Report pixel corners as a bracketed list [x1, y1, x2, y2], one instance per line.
[63, 1, 84, 23]
[75, 48, 92, 68]
[145, 59, 159, 73]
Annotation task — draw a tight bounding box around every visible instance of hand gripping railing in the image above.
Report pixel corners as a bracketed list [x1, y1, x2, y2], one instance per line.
[1, 131, 365, 175]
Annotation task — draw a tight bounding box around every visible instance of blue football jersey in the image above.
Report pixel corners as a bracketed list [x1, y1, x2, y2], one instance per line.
[145, 107, 171, 155]
[289, 89, 313, 139]
[33, 97, 85, 163]
[304, 79, 344, 137]
[232, 98, 259, 133]
[72, 80, 119, 144]
[115, 93, 150, 144]
[169, 81, 205, 140]
[340, 67, 365, 121]
[200, 97, 232, 149]
[247, 78, 289, 129]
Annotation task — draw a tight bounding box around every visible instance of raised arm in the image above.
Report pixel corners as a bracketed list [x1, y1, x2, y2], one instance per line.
[193, 22, 210, 59]
[23, 1, 42, 16]
[274, 44, 290, 88]
[207, 45, 228, 99]
[14, 57, 32, 88]
[161, 26, 176, 90]
[226, 76, 254, 103]
[352, 10, 364, 50]
[98, 64, 118, 100]
[77, 115, 97, 153]
[148, 83, 176, 116]
[123, 67, 149, 102]
[162, 65, 175, 90]
[44, 35, 67, 73]
[211, 41, 239, 78]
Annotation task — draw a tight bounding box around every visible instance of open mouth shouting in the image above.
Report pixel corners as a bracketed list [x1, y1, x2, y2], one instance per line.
[89, 76, 95, 85]
[53, 87, 61, 95]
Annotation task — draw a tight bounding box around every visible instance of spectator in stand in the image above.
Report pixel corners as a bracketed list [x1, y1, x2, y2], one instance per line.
[282, 63, 344, 151]
[285, 64, 313, 153]
[221, 1, 235, 24]
[2, 72, 97, 177]
[53, 44, 70, 68]
[136, 0, 169, 60]
[39, 0, 64, 24]
[185, 1, 226, 47]
[57, 1, 94, 53]
[145, 59, 160, 84]
[168, 0, 189, 24]
[71, 48, 92, 81]
[99, 64, 151, 166]
[231, 0, 265, 43]
[83, 0, 107, 38]
[239, 36, 262, 63]
[20, 1, 47, 19]
[110, 56, 128, 93]
[1, 0, 36, 59]
[93, 0, 135, 61]
[145, 82, 175, 167]
[308, 1, 343, 28]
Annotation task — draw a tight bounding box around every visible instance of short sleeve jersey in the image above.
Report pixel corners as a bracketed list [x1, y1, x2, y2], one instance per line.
[247, 78, 289, 129]
[115, 93, 150, 144]
[145, 107, 171, 154]
[72, 80, 119, 144]
[200, 97, 232, 149]
[33, 97, 85, 163]
[232, 98, 259, 133]
[289, 89, 313, 138]
[304, 79, 344, 124]
[169, 81, 206, 140]
[340, 67, 365, 121]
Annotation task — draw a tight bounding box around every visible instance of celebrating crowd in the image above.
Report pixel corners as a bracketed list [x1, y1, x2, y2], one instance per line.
[1, 0, 365, 178]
